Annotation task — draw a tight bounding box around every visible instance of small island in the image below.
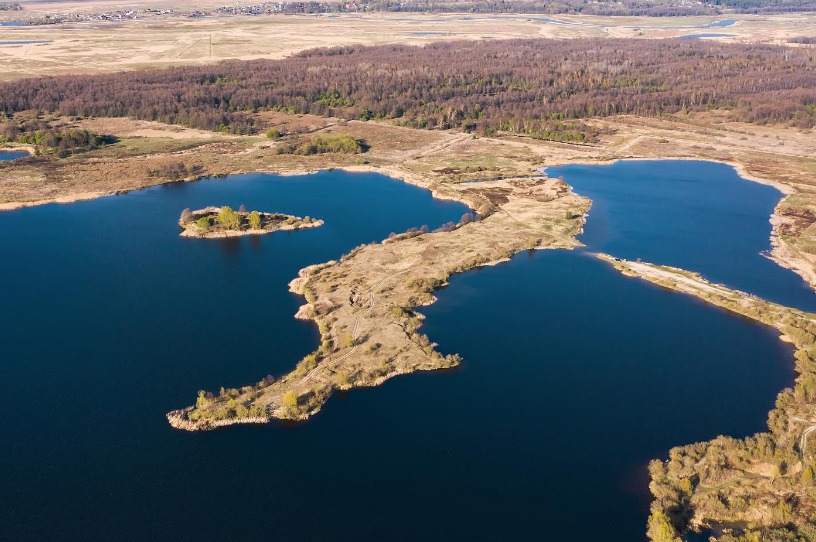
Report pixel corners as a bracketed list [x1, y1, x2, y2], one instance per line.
[178, 205, 323, 238]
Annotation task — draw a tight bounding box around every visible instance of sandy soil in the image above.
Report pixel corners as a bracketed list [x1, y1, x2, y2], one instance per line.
[179, 217, 323, 238]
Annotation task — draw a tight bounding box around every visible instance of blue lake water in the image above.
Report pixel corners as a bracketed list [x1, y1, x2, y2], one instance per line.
[0, 165, 796, 541]
[0, 150, 29, 161]
[419, 250, 790, 541]
[0, 21, 26, 26]
[548, 160, 816, 311]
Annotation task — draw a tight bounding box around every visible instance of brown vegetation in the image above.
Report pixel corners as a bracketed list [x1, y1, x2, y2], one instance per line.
[602, 256, 816, 542]
[362, 0, 816, 15]
[0, 118, 111, 157]
[1, 39, 814, 140]
[167, 176, 589, 428]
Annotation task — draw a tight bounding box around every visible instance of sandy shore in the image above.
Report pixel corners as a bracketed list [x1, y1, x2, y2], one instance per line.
[167, 174, 589, 429]
[0, 191, 107, 211]
[544, 155, 814, 292]
[179, 219, 323, 238]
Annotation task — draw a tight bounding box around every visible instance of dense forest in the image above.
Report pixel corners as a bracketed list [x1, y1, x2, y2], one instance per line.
[1, 39, 814, 141]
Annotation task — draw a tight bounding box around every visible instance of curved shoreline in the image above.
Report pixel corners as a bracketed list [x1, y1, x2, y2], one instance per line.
[167, 173, 590, 429]
[3, 140, 815, 537]
[545, 156, 815, 293]
[179, 208, 324, 239]
[3, 155, 807, 295]
[0, 164, 467, 211]
[598, 254, 816, 539]
[0, 190, 107, 211]
[179, 220, 324, 238]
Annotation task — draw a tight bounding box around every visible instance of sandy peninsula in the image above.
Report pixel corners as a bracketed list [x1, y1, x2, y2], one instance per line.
[167, 174, 590, 429]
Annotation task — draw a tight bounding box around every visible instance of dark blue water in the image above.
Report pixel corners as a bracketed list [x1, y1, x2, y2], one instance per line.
[548, 160, 816, 311]
[420, 250, 791, 541]
[0, 170, 468, 541]
[0, 150, 29, 161]
[0, 166, 794, 541]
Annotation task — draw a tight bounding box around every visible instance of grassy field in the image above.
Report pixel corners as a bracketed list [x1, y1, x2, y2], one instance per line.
[1, 12, 815, 81]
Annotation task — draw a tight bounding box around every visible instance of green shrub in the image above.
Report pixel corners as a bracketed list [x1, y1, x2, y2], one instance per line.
[248, 211, 262, 230]
[283, 391, 298, 410]
[293, 134, 363, 155]
[217, 206, 241, 229]
[340, 333, 355, 348]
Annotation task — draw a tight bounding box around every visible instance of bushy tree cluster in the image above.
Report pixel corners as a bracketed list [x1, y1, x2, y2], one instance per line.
[217, 206, 241, 229]
[0, 126, 107, 157]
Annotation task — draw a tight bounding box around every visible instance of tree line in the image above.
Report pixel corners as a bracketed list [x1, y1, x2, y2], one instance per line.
[250, 0, 816, 16]
[1, 39, 814, 141]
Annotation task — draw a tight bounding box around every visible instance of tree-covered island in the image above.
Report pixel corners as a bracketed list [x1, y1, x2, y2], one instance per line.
[178, 205, 323, 238]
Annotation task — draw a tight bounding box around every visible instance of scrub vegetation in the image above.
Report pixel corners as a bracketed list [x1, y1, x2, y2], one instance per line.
[275, 134, 364, 155]
[0, 118, 111, 157]
[1, 22, 816, 542]
[178, 205, 323, 238]
[166, 176, 590, 429]
[602, 256, 816, 542]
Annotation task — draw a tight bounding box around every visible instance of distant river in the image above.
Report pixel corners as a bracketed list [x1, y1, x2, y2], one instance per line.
[0, 165, 794, 541]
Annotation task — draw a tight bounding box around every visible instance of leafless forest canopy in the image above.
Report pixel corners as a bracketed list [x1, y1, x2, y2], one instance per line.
[1, 39, 814, 140]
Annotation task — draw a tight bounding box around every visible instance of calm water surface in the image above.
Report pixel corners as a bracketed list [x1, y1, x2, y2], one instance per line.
[0, 165, 795, 541]
[420, 250, 790, 541]
[548, 160, 816, 311]
[0, 150, 29, 161]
